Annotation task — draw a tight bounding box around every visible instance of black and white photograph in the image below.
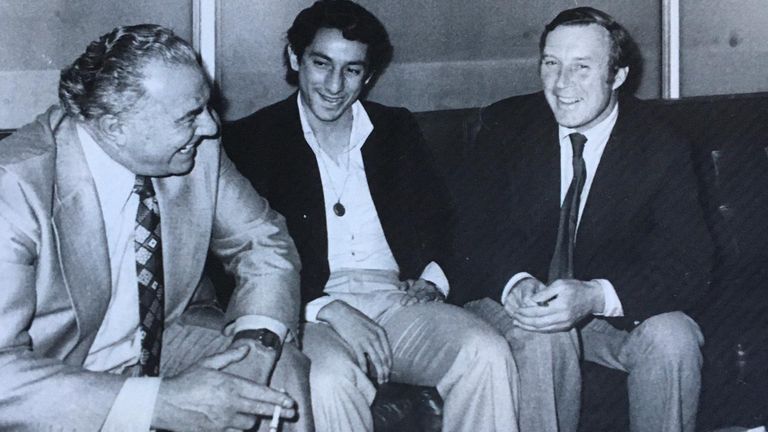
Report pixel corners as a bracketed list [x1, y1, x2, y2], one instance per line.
[0, 1, 766, 431]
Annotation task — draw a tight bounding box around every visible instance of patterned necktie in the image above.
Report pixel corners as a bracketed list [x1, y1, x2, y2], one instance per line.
[548, 132, 588, 283]
[134, 175, 164, 377]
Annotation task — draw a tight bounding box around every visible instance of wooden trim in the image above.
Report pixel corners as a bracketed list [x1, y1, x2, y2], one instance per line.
[661, 0, 680, 99]
[193, 0, 217, 83]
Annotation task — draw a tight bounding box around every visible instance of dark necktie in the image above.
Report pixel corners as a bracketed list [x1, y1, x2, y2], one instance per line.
[134, 175, 164, 377]
[548, 132, 588, 283]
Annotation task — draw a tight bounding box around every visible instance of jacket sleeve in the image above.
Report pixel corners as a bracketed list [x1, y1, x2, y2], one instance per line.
[603, 140, 714, 328]
[447, 103, 530, 305]
[398, 109, 455, 280]
[209, 148, 302, 336]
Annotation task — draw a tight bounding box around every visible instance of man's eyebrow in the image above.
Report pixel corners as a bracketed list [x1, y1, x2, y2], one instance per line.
[177, 104, 206, 122]
[541, 53, 596, 62]
[307, 50, 367, 66]
[307, 50, 331, 61]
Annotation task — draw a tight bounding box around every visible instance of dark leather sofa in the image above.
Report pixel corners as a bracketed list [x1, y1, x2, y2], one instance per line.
[374, 92, 768, 432]
[3, 92, 765, 431]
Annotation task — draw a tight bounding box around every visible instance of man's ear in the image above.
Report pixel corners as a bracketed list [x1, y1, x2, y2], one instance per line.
[97, 114, 127, 146]
[364, 73, 375, 86]
[612, 66, 629, 91]
[287, 45, 300, 72]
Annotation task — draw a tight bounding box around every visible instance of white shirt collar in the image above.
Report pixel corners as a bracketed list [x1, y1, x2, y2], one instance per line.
[558, 102, 620, 147]
[76, 124, 136, 209]
[296, 93, 374, 153]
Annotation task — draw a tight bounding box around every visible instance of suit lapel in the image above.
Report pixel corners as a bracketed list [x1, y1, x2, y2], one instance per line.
[281, 98, 326, 219]
[576, 108, 644, 268]
[516, 122, 561, 240]
[360, 105, 394, 213]
[274, 96, 329, 257]
[154, 172, 211, 319]
[51, 117, 111, 346]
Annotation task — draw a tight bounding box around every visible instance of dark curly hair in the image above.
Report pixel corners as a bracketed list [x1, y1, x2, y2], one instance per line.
[59, 24, 199, 121]
[285, 0, 393, 86]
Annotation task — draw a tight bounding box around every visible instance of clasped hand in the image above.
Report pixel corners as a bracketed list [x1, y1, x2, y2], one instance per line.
[399, 278, 445, 306]
[504, 277, 604, 333]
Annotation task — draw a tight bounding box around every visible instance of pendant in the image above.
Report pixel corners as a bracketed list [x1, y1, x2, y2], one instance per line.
[333, 202, 346, 217]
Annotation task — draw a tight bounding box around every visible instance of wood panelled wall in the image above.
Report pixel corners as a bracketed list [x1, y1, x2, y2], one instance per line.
[2, 1, 768, 127]
[217, 0, 662, 120]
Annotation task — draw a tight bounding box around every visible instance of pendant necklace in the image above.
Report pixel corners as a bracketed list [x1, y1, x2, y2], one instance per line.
[317, 144, 352, 217]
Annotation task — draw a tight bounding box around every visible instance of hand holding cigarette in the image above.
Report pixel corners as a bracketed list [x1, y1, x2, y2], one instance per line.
[269, 404, 282, 432]
[268, 387, 289, 432]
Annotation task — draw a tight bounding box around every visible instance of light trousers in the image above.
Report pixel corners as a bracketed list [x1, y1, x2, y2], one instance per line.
[467, 298, 704, 432]
[303, 297, 520, 432]
[159, 307, 314, 432]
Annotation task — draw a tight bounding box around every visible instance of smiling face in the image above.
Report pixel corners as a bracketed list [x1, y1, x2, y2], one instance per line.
[540, 24, 627, 132]
[289, 27, 370, 129]
[114, 60, 218, 176]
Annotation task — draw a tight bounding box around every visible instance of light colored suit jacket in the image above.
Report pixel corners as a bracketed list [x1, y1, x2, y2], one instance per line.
[0, 106, 301, 430]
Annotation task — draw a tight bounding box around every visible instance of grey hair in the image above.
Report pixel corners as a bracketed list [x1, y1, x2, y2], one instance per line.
[59, 24, 199, 121]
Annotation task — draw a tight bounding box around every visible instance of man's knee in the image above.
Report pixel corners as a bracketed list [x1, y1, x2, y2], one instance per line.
[302, 324, 368, 395]
[632, 312, 703, 365]
[276, 343, 311, 382]
[308, 342, 365, 393]
[458, 321, 516, 366]
[271, 343, 314, 432]
[464, 297, 575, 356]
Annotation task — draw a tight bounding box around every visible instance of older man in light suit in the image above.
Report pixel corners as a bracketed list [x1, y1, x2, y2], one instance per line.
[0, 24, 311, 431]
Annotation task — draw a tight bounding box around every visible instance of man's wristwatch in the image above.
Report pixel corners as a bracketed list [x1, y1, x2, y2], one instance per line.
[234, 328, 282, 354]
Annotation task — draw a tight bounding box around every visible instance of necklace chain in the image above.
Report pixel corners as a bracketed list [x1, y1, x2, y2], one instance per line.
[315, 142, 352, 215]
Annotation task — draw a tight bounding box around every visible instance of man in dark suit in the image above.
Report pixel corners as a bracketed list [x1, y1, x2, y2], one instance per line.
[453, 7, 713, 432]
[225, 1, 519, 431]
[0, 24, 311, 431]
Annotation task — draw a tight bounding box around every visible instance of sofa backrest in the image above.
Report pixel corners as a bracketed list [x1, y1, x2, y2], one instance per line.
[2, 96, 766, 334]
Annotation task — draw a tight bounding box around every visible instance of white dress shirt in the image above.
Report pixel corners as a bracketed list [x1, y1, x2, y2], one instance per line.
[77, 125, 288, 430]
[296, 95, 449, 322]
[501, 103, 623, 317]
[78, 125, 160, 431]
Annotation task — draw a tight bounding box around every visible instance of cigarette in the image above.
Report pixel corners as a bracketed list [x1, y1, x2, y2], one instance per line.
[269, 404, 282, 432]
[536, 294, 558, 307]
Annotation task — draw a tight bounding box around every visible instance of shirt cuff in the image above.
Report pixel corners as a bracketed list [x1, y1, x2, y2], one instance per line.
[101, 377, 161, 432]
[419, 261, 450, 297]
[304, 295, 336, 323]
[592, 279, 624, 317]
[501, 272, 534, 304]
[223, 315, 288, 343]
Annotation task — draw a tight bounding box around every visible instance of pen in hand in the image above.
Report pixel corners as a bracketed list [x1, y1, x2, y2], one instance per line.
[536, 294, 558, 307]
